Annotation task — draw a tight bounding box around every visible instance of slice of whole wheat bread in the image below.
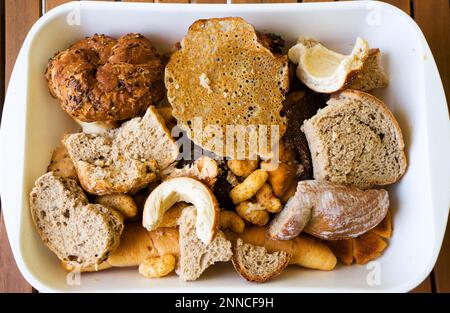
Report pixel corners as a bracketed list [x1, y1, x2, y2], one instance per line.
[63, 106, 179, 195]
[348, 48, 388, 91]
[176, 206, 232, 281]
[232, 238, 291, 283]
[302, 89, 407, 189]
[29, 172, 124, 267]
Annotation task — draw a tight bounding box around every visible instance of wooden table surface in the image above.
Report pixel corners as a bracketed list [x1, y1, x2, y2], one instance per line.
[0, 0, 448, 293]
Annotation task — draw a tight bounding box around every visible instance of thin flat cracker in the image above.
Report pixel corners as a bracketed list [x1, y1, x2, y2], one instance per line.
[165, 18, 289, 159]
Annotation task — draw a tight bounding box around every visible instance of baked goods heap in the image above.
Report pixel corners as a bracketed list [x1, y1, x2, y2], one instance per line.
[31, 17, 406, 284]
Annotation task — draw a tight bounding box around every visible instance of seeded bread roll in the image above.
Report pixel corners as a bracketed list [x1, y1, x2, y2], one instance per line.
[302, 89, 406, 189]
[232, 238, 291, 283]
[46, 34, 164, 123]
[63, 106, 179, 195]
[29, 172, 124, 267]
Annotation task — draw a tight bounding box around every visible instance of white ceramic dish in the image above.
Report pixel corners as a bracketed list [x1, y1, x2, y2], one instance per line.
[0, 1, 449, 293]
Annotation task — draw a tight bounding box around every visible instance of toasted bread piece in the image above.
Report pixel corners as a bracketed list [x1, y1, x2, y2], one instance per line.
[232, 238, 291, 283]
[371, 210, 392, 239]
[95, 194, 138, 218]
[302, 90, 407, 189]
[29, 172, 123, 267]
[348, 48, 388, 91]
[327, 239, 354, 266]
[166, 17, 289, 159]
[47, 142, 78, 180]
[63, 106, 178, 195]
[176, 207, 232, 281]
[353, 232, 387, 265]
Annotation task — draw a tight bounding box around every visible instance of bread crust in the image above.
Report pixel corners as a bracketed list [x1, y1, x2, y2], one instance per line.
[231, 239, 291, 283]
[303, 89, 407, 188]
[46, 34, 164, 122]
[29, 172, 124, 267]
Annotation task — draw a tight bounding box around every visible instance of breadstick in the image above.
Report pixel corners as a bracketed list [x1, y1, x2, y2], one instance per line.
[62, 225, 335, 273]
[239, 226, 336, 271]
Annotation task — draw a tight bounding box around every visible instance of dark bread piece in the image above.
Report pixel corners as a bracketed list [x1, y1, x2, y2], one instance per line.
[282, 91, 328, 179]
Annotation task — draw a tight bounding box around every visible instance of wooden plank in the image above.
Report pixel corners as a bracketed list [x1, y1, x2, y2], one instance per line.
[5, 0, 41, 88]
[232, 0, 262, 3]
[0, 0, 4, 122]
[194, 0, 227, 3]
[0, 213, 33, 292]
[414, 0, 450, 292]
[2, 0, 41, 293]
[154, 0, 190, 3]
[45, 0, 73, 13]
[435, 226, 450, 293]
[411, 276, 433, 293]
[262, 0, 297, 3]
[414, 0, 450, 109]
[381, 0, 410, 14]
[122, 0, 155, 2]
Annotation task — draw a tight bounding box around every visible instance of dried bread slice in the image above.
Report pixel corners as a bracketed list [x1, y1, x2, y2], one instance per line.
[302, 90, 406, 189]
[348, 48, 388, 91]
[29, 172, 124, 267]
[176, 206, 232, 281]
[165, 17, 289, 159]
[63, 106, 179, 195]
[232, 238, 291, 283]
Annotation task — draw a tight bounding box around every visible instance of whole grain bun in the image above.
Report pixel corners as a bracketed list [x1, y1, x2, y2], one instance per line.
[302, 89, 407, 189]
[165, 17, 289, 159]
[29, 172, 124, 267]
[232, 238, 291, 283]
[46, 34, 164, 122]
[63, 106, 178, 195]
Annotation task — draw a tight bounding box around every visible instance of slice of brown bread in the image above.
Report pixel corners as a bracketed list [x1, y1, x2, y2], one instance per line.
[348, 48, 388, 91]
[165, 17, 289, 159]
[176, 206, 232, 281]
[63, 106, 179, 195]
[302, 89, 407, 189]
[232, 238, 291, 283]
[29, 172, 124, 267]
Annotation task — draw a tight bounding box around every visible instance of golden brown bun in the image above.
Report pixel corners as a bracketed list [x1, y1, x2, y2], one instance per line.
[46, 34, 164, 122]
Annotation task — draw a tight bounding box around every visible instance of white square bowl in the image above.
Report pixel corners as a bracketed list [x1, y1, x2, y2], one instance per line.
[0, 1, 449, 293]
